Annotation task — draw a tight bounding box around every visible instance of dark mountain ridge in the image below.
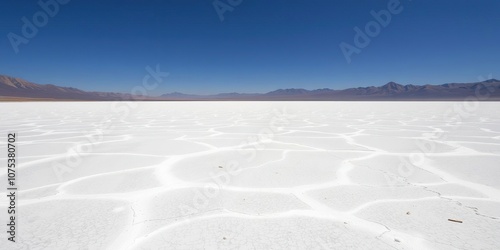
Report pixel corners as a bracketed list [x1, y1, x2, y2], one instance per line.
[1, 74, 499, 101]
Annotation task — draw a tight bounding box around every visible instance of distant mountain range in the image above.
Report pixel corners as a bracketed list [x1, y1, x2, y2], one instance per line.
[0, 75, 138, 101]
[162, 79, 500, 101]
[1, 74, 499, 101]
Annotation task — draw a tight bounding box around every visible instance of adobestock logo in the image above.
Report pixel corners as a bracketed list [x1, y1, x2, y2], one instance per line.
[340, 0, 410, 64]
[213, 0, 243, 22]
[7, 0, 71, 54]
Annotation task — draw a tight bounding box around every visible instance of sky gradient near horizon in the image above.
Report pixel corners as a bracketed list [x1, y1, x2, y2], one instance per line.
[0, 0, 499, 95]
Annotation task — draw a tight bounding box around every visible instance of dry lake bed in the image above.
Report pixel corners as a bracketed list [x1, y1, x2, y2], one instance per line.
[1, 102, 499, 249]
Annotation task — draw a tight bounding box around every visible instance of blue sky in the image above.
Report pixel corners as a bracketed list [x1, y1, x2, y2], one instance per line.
[0, 0, 499, 95]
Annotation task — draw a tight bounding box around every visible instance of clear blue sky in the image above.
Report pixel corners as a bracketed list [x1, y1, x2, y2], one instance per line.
[1, 0, 499, 95]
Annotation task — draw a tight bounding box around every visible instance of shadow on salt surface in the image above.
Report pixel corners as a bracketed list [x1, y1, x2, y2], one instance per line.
[355, 199, 500, 249]
[7, 199, 131, 250]
[306, 185, 436, 212]
[10, 154, 165, 190]
[133, 189, 310, 237]
[427, 155, 500, 189]
[347, 155, 444, 186]
[131, 217, 391, 250]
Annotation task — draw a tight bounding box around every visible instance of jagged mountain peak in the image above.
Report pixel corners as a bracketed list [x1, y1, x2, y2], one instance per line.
[382, 81, 404, 89]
